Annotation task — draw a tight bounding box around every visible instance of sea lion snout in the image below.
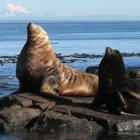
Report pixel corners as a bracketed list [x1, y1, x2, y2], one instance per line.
[28, 23, 37, 30]
[105, 47, 114, 56]
[27, 23, 39, 35]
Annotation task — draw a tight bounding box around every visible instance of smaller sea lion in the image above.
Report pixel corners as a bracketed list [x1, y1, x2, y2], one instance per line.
[16, 23, 98, 97]
[92, 47, 140, 114]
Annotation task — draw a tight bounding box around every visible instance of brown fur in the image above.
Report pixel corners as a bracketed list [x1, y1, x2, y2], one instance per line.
[16, 23, 98, 96]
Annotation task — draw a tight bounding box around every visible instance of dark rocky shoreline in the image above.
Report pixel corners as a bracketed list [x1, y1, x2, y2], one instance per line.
[0, 52, 140, 65]
[0, 92, 140, 133]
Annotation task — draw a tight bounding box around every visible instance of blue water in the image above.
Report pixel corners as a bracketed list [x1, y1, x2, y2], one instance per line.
[0, 20, 140, 95]
[0, 20, 140, 139]
[1, 21, 140, 56]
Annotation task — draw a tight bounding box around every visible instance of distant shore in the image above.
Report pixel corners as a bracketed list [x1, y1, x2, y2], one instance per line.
[0, 52, 140, 65]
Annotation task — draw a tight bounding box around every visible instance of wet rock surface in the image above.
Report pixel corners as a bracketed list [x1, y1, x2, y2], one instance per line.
[0, 55, 18, 65]
[0, 92, 140, 133]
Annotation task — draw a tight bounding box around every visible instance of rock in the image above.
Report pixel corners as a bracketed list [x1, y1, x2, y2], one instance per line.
[13, 96, 33, 107]
[0, 56, 18, 64]
[0, 92, 140, 133]
[0, 52, 140, 65]
[86, 66, 98, 75]
[31, 102, 55, 111]
[0, 94, 33, 110]
[115, 120, 140, 131]
[122, 52, 140, 57]
[0, 108, 41, 132]
[0, 60, 4, 66]
[127, 68, 140, 81]
[86, 66, 140, 81]
[61, 59, 78, 63]
[31, 110, 102, 133]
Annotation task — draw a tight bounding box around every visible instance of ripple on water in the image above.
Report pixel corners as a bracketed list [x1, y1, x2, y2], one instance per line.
[0, 135, 20, 140]
[0, 75, 18, 96]
[1, 130, 140, 140]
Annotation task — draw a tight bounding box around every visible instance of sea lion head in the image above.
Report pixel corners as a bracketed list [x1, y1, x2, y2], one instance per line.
[99, 47, 126, 91]
[27, 23, 49, 43]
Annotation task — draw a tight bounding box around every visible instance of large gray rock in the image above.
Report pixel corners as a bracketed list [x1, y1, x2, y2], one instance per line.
[31, 110, 102, 133]
[0, 108, 40, 132]
[0, 92, 140, 133]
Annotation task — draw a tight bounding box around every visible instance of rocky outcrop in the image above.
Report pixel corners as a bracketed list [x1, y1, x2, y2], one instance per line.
[0, 92, 140, 133]
[127, 68, 140, 81]
[86, 66, 140, 81]
[0, 52, 140, 65]
[86, 66, 98, 75]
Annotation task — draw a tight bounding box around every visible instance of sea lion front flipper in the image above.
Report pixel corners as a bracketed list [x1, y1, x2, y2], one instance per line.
[127, 90, 140, 100]
[91, 92, 105, 109]
[117, 91, 128, 109]
[103, 91, 128, 114]
[40, 84, 58, 96]
[112, 91, 138, 115]
[119, 111, 138, 116]
[116, 91, 130, 114]
[40, 82, 73, 104]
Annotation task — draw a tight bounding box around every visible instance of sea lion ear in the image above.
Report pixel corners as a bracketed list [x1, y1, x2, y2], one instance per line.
[114, 50, 121, 56]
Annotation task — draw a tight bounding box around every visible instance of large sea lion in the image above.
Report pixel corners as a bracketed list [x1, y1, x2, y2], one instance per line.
[92, 47, 140, 114]
[16, 23, 98, 97]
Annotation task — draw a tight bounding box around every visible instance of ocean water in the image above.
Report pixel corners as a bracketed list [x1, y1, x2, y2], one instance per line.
[0, 20, 140, 95]
[1, 130, 140, 140]
[0, 20, 140, 139]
